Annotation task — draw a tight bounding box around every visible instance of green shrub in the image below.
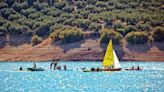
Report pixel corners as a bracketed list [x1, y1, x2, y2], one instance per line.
[5, 0, 15, 7]
[8, 25, 25, 34]
[20, 8, 37, 17]
[123, 25, 137, 36]
[35, 23, 50, 37]
[89, 23, 101, 31]
[31, 35, 43, 46]
[32, 1, 40, 10]
[8, 13, 22, 21]
[0, 8, 15, 19]
[76, 1, 87, 9]
[0, 2, 8, 9]
[96, 1, 108, 8]
[0, 26, 7, 35]
[116, 28, 125, 36]
[115, 3, 129, 10]
[59, 28, 84, 43]
[50, 25, 64, 31]
[21, 19, 35, 29]
[12, 2, 29, 12]
[152, 26, 164, 42]
[0, 18, 7, 26]
[49, 31, 58, 41]
[136, 23, 151, 31]
[100, 29, 123, 44]
[27, 0, 36, 6]
[113, 21, 125, 30]
[47, 10, 61, 17]
[54, 1, 66, 10]
[125, 31, 149, 45]
[28, 12, 41, 19]
[63, 18, 74, 26]
[85, 5, 97, 11]
[62, 6, 74, 13]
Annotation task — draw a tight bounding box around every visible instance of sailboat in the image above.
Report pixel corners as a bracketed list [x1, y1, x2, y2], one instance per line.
[102, 40, 121, 71]
[82, 40, 121, 72]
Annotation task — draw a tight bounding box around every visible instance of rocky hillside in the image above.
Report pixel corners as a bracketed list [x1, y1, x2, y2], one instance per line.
[0, 35, 164, 61]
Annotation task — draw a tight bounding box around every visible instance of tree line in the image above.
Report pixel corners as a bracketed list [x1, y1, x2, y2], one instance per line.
[0, 0, 163, 45]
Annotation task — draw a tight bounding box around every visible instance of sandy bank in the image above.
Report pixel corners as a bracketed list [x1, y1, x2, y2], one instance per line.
[0, 36, 164, 62]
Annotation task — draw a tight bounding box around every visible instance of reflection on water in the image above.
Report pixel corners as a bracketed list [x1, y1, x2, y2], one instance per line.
[0, 61, 164, 92]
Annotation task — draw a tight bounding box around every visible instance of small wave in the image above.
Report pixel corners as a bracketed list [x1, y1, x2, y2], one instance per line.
[0, 70, 30, 73]
[143, 67, 164, 71]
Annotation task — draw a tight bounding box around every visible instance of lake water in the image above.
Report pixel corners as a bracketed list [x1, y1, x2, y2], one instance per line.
[0, 61, 164, 92]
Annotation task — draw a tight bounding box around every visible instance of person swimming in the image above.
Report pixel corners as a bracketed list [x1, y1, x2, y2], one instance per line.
[57, 66, 61, 70]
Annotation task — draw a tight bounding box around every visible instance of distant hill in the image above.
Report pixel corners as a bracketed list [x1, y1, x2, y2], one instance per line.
[0, 0, 163, 45]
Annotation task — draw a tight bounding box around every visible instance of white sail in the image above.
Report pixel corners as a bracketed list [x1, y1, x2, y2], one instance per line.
[113, 50, 121, 69]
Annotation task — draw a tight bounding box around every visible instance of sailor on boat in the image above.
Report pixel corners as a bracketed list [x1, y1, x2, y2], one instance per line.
[96, 67, 101, 71]
[91, 67, 96, 71]
[27, 62, 44, 71]
[33, 62, 36, 69]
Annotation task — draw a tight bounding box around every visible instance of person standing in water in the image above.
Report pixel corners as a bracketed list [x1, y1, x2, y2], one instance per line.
[50, 62, 53, 70]
[33, 62, 36, 69]
[63, 65, 67, 70]
[53, 61, 58, 70]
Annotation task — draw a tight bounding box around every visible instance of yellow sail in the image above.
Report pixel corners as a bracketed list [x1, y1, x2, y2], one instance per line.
[103, 40, 114, 67]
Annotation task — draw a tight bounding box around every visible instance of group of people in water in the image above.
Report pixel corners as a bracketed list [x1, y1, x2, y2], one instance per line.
[50, 61, 67, 70]
[125, 66, 142, 70]
[19, 61, 67, 71]
[19, 62, 142, 71]
[132, 66, 142, 70]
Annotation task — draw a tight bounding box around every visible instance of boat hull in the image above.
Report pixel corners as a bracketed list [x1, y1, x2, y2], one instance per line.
[82, 68, 121, 72]
[27, 68, 44, 71]
[82, 69, 102, 72]
[102, 68, 122, 71]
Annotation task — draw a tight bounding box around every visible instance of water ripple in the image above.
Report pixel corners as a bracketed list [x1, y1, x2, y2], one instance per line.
[0, 62, 164, 92]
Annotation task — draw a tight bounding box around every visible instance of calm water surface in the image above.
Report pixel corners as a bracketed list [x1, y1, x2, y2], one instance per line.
[0, 61, 164, 92]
